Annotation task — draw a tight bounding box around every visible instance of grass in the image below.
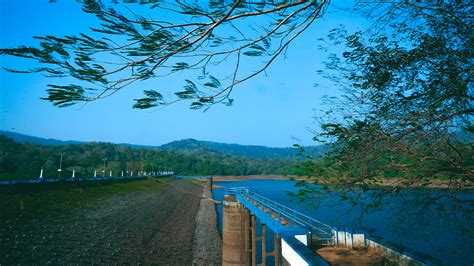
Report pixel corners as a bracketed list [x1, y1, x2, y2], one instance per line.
[0, 177, 173, 221]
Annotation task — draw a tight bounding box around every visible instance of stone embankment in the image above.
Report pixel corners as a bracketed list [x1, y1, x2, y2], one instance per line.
[192, 178, 223, 265]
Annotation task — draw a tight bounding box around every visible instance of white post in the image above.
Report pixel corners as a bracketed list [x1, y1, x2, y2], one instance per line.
[72, 169, 75, 178]
[39, 167, 43, 180]
[94, 170, 97, 178]
[109, 170, 112, 177]
[131, 171, 133, 177]
[121, 171, 124, 177]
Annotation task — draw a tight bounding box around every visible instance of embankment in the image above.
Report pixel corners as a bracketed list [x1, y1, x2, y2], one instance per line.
[192, 178, 223, 265]
[0, 178, 203, 264]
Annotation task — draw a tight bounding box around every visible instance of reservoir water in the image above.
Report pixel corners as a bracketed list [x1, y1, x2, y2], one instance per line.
[212, 180, 473, 265]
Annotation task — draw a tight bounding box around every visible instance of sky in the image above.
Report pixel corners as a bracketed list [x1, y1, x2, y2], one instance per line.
[0, 0, 370, 147]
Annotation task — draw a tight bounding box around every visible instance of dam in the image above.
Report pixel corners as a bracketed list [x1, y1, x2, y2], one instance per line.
[222, 187, 441, 265]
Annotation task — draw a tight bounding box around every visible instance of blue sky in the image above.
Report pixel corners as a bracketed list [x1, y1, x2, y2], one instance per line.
[0, 0, 369, 147]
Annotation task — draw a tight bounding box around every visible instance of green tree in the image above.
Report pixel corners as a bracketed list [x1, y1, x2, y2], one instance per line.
[290, 2, 473, 234]
[309, 1, 473, 187]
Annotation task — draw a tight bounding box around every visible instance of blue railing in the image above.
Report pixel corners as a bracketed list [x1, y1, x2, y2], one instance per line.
[227, 187, 333, 244]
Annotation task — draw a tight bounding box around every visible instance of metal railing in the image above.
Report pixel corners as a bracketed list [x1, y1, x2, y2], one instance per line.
[227, 187, 333, 245]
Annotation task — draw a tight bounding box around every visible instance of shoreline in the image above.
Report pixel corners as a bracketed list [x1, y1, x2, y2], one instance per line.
[211, 174, 296, 182]
[210, 175, 473, 189]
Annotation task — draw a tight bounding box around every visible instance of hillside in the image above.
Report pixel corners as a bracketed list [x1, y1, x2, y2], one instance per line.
[0, 135, 297, 180]
[0, 130, 82, 146]
[160, 138, 328, 159]
[0, 130, 327, 159]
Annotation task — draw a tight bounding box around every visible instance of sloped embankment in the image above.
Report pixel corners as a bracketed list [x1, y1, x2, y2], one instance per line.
[192, 179, 222, 265]
[0, 178, 203, 264]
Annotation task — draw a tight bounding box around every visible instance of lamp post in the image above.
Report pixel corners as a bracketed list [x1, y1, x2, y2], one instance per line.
[58, 153, 65, 178]
[102, 158, 107, 177]
[39, 167, 44, 180]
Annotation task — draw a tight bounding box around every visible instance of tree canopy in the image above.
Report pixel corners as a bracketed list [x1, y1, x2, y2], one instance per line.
[1, 0, 329, 109]
[291, 1, 473, 226]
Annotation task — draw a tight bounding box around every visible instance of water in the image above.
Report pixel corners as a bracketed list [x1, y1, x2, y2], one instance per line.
[213, 180, 474, 265]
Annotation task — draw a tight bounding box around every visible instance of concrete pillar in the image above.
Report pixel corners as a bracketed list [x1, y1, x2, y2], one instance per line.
[262, 223, 267, 266]
[121, 171, 124, 177]
[94, 170, 97, 178]
[244, 208, 250, 265]
[109, 170, 112, 177]
[223, 194, 245, 266]
[72, 169, 75, 178]
[274, 233, 281, 266]
[251, 215, 257, 266]
[39, 167, 43, 180]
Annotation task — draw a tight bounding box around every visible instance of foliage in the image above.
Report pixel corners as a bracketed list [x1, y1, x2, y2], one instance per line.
[0, 135, 297, 180]
[287, 2, 474, 231]
[1, 0, 329, 109]
[305, 1, 474, 189]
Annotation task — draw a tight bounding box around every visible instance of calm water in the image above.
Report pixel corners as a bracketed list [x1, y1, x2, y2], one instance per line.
[212, 180, 473, 265]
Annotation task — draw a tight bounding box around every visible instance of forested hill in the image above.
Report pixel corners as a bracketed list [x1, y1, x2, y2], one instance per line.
[0, 131, 326, 159]
[0, 130, 82, 146]
[0, 135, 297, 180]
[160, 139, 328, 159]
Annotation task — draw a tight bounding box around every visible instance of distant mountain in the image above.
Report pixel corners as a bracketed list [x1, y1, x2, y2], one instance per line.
[0, 130, 82, 146]
[0, 130, 327, 159]
[160, 139, 328, 159]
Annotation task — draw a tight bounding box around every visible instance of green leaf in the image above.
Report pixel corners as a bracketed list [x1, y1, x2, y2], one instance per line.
[249, 44, 266, 51]
[243, 50, 263, 57]
[203, 75, 221, 88]
[171, 62, 189, 72]
[41, 84, 87, 107]
[143, 90, 163, 100]
[133, 89, 165, 109]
